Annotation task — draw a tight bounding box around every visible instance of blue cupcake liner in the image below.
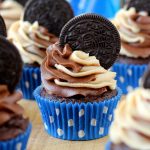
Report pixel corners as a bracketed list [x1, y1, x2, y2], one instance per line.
[112, 63, 147, 94]
[19, 66, 41, 100]
[0, 123, 32, 150]
[34, 86, 122, 141]
[105, 141, 112, 150]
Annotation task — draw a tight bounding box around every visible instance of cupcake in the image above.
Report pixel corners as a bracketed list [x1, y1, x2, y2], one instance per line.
[0, 35, 31, 150]
[8, 0, 74, 100]
[111, 0, 150, 94]
[0, 0, 28, 30]
[34, 13, 122, 140]
[106, 64, 150, 150]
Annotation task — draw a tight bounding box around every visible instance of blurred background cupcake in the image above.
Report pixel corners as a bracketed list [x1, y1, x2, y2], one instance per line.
[0, 0, 28, 30]
[8, 0, 74, 100]
[106, 64, 150, 150]
[111, 0, 150, 94]
[34, 13, 122, 141]
[0, 32, 31, 150]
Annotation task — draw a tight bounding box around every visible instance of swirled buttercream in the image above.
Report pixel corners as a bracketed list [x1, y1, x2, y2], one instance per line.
[0, 0, 23, 29]
[8, 21, 58, 65]
[114, 7, 150, 58]
[41, 43, 116, 97]
[110, 88, 150, 149]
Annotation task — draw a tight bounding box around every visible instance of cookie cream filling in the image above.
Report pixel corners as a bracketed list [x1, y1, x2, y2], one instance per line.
[0, 0, 23, 29]
[114, 7, 150, 58]
[8, 21, 58, 65]
[110, 88, 150, 149]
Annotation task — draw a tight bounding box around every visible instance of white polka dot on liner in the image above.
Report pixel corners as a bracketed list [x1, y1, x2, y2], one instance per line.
[25, 81, 30, 89]
[119, 76, 124, 83]
[68, 119, 74, 127]
[108, 114, 112, 122]
[103, 106, 108, 114]
[99, 127, 104, 135]
[78, 130, 85, 138]
[33, 73, 38, 80]
[127, 69, 132, 76]
[57, 128, 64, 136]
[49, 116, 54, 123]
[127, 86, 133, 93]
[79, 109, 84, 117]
[55, 108, 60, 116]
[44, 123, 48, 130]
[16, 142, 22, 150]
[91, 119, 97, 126]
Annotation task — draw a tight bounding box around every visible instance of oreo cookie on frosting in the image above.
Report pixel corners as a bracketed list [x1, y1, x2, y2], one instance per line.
[59, 13, 121, 69]
[0, 36, 22, 93]
[127, 0, 150, 14]
[23, 0, 74, 37]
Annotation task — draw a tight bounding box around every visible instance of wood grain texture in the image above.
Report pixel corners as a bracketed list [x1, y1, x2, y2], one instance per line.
[19, 100, 109, 150]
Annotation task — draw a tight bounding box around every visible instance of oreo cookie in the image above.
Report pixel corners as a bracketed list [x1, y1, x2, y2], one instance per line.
[127, 0, 150, 14]
[59, 14, 121, 69]
[0, 15, 7, 37]
[0, 36, 23, 93]
[142, 64, 150, 89]
[23, 0, 74, 37]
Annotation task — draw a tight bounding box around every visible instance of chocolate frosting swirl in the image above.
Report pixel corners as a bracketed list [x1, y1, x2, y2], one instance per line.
[41, 43, 116, 97]
[114, 8, 150, 59]
[0, 85, 28, 141]
[9, 21, 58, 65]
[0, 85, 23, 125]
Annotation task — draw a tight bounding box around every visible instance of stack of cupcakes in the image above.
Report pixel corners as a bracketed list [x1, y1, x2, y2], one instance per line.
[106, 64, 150, 150]
[34, 13, 122, 140]
[0, 16, 31, 150]
[9, 0, 74, 99]
[112, 0, 150, 94]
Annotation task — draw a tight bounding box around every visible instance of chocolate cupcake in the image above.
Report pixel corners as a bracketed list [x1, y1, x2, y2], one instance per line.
[111, 0, 150, 94]
[106, 65, 150, 150]
[8, 0, 74, 100]
[0, 36, 31, 150]
[34, 14, 122, 141]
[0, 0, 28, 30]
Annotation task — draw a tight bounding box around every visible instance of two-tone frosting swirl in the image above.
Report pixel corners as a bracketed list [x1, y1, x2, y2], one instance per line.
[114, 7, 150, 58]
[0, 85, 28, 141]
[110, 88, 150, 149]
[8, 21, 58, 65]
[0, 0, 23, 29]
[41, 43, 116, 97]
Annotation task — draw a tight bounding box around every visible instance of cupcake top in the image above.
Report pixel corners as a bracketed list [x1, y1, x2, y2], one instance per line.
[0, 0, 24, 29]
[109, 66, 150, 149]
[0, 36, 29, 141]
[41, 14, 121, 99]
[113, 2, 150, 59]
[8, 0, 74, 66]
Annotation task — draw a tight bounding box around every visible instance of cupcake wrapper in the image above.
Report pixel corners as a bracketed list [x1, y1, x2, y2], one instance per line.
[0, 123, 32, 150]
[105, 141, 112, 150]
[112, 63, 147, 94]
[34, 86, 122, 141]
[19, 66, 41, 100]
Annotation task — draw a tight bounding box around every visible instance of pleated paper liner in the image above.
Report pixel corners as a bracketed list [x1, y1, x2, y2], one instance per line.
[112, 63, 147, 94]
[0, 123, 32, 150]
[34, 86, 122, 141]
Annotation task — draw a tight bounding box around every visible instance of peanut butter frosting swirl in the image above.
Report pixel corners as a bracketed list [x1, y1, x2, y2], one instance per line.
[0, 0, 23, 29]
[41, 43, 116, 97]
[8, 21, 58, 65]
[110, 88, 150, 149]
[0, 85, 24, 126]
[114, 7, 150, 58]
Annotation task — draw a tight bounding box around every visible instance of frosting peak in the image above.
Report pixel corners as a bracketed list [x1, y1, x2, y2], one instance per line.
[114, 8, 150, 59]
[8, 21, 58, 65]
[110, 88, 150, 149]
[41, 44, 116, 97]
